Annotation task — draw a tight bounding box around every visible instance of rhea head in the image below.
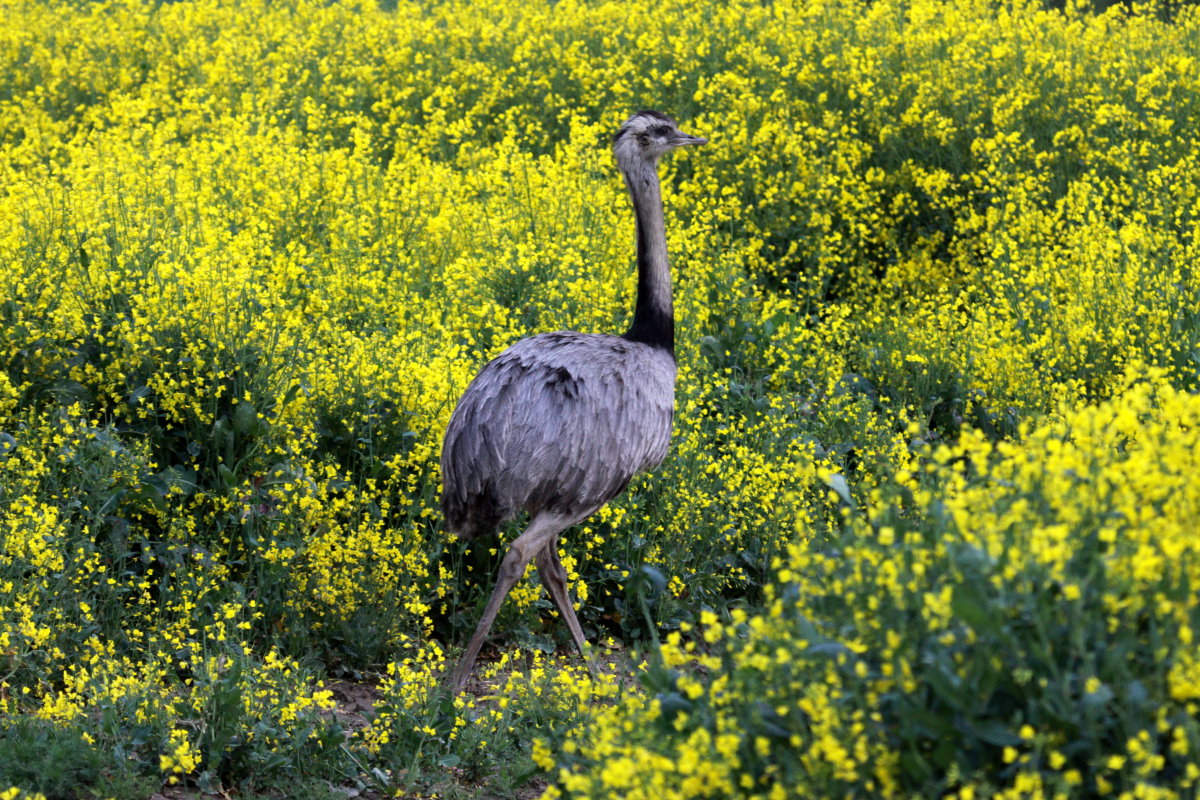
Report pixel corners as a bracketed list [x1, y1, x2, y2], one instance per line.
[612, 110, 706, 173]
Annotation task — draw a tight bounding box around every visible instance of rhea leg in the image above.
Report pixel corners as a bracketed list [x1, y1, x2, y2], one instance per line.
[535, 543, 588, 657]
[450, 513, 566, 694]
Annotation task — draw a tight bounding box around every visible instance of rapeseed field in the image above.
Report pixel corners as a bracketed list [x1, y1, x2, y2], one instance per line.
[1, 0, 1198, 797]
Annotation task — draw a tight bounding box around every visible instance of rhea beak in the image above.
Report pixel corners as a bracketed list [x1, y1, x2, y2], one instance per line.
[671, 132, 707, 147]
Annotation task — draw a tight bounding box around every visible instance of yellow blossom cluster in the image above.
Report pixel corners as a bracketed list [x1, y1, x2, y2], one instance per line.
[361, 641, 623, 768]
[555, 378, 1200, 798]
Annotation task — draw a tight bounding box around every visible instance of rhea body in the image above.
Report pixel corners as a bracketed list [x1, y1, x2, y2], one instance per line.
[441, 111, 705, 692]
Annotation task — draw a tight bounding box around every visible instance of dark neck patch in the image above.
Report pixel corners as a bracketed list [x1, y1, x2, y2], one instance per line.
[615, 111, 677, 357]
[623, 312, 674, 355]
[622, 193, 674, 356]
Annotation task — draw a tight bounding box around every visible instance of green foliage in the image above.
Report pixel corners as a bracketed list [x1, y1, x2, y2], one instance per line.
[0, 716, 154, 800]
[188, 651, 351, 793]
[555, 380, 1200, 798]
[363, 644, 611, 797]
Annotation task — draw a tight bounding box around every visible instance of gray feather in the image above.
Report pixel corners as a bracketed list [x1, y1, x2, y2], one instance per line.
[441, 331, 675, 538]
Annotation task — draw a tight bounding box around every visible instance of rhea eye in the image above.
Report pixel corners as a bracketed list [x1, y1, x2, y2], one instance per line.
[651, 125, 670, 136]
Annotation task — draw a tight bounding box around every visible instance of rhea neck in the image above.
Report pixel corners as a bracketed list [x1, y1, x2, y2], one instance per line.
[619, 156, 674, 356]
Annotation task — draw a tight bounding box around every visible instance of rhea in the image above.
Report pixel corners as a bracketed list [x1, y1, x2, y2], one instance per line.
[441, 111, 706, 692]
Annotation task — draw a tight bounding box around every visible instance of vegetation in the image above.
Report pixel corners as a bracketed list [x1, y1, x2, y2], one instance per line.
[0, 0, 1197, 797]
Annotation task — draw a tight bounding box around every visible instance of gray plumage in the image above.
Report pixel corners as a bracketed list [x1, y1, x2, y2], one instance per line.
[443, 111, 706, 693]
[442, 333, 675, 538]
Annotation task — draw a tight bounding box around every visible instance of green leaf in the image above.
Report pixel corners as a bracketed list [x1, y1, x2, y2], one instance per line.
[952, 581, 1000, 637]
[925, 663, 965, 711]
[233, 400, 263, 436]
[806, 641, 852, 659]
[217, 462, 237, 489]
[638, 564, 667, 596]
[900, 748, 935, 780]
[657, 692, 693, 722]
[972, 721, 1021, 747]
[822, 472, 855, 510]
[1081, 683, 1114, 714]
[128, 385, 153, 406]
